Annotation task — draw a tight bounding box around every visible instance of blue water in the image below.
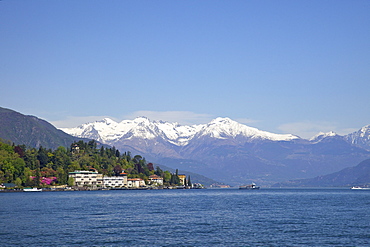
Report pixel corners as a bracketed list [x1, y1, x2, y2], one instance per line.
[1, 188, 369, 246]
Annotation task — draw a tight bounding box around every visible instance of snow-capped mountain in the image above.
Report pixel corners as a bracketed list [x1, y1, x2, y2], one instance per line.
[61, 117, 370, 186]
[195, 117, 298, 141]
[345, 125, 370, 150]
[61, 117, 299, 146]
[62, 116, 200, 146]
[309, 131, 338, 143]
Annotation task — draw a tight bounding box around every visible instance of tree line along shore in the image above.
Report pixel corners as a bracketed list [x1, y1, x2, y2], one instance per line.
[0, 139, 203, 191]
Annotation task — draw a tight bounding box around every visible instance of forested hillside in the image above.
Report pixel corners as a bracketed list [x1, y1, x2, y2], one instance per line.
[0, 138, 176, 188]
[0, 107, 94, 150]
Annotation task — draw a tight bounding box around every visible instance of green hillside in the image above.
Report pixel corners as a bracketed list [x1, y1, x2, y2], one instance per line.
[0, 107, 88, 149]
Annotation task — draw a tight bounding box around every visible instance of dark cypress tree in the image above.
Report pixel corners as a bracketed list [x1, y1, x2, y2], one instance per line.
[126, 151, 131, 162]
[188, 175, 192, 187]
[37, 146, 49, 168]
[115, 149, 120, 158]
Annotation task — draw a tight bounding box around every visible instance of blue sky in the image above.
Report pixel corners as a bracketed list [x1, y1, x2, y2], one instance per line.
[1, 0, 369, 138]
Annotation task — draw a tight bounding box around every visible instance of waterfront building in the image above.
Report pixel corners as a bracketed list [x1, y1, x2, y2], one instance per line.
[127, 178, 146, 188]
[148, 174, 163, 185]
[68, 170, 99, 187]
[103, 173, 127, 188]
[178, 174, 186, 185]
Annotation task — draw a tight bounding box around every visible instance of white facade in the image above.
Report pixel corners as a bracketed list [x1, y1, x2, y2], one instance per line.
[127, 178, 146, 188]
[149, 175, 163, 185]
[69, 170, 99, 187]
[103, 176, 127, 188]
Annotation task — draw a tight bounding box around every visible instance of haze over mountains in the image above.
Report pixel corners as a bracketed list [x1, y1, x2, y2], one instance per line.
[61, 116, 370, 186]
[272, 158, 370, 187]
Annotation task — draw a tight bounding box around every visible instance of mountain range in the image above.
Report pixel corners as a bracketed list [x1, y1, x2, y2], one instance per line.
[61, 116, 370, 186]
[2, 106, 370, 186]
[272, 158, 370, 187]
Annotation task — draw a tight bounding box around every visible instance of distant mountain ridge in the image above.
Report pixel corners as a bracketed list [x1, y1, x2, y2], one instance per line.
[272, 158, 370, 187]
[0, 107, 94, 150]
[61, 116, 370, 186]
[61, 117, 299, 146]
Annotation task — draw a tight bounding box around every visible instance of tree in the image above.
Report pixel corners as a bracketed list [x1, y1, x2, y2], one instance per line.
[37, 146, 49, 168]
[115, 149, 120, 158]
[147, 163, 154, 171]
[68, 176, 74, 186]
[56, 167, 66, 185]
[155, 166, 163, 176]
[15, 177, 22, 187]
[87, 140, 97, 150]
[133, 155, 142, 163]
[35, 161, 41, 187]
[170, 171, 180, 185]
[22, 167, 33, 186]
[113, 165, 123, 176]
[163, 171, 171, 184]
[126, 151, 131, 162]
[188, 175, 192, 187]
[2, 162, 16, 183]
[135, 163, 143, 174]
[14, 145, 25, 158]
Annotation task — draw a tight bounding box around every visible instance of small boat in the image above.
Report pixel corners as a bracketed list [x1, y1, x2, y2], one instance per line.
[239, 183, 260, 190]
[23, 188, 42, 192]
[350, 186, 370, 190]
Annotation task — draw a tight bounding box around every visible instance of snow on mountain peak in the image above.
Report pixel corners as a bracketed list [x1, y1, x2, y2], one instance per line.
[344, 124, 370, 149]
[61, 116, 299, 145]
[198, 117, 298, 141]
[359, 125, 370, 137]
[101, 118, 117, 125]
[310, 131, 338, 142]
[133, 116, 150, 124]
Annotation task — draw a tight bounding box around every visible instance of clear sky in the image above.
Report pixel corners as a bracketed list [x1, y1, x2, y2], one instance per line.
[1, 0, 369, 139]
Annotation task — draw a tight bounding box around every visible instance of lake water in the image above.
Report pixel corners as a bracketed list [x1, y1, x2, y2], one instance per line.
[1, 188, 369, 246]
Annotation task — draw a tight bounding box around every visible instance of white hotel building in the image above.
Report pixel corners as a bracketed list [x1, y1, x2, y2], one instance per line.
[68, 170, 102, 187]
[103, 176, 128, 188]
[69, 171, 131, 188]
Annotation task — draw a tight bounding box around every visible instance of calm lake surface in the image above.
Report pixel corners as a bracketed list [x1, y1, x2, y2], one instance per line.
[1, 188, 369, 246]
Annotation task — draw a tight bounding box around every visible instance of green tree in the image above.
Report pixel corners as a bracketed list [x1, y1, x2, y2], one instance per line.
[163, 171, 171, 184]
[15, 177, 22, 187]
[22, 167, 33, 186]
[37, 146, 49, 168]
[35, 161, 41, 187]
[56, 167, 66, 184]
[68, 176, 74, 186]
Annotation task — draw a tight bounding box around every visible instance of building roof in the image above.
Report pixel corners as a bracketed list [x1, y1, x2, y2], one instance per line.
[68, 170, 98, 174]
[2, 183, 16, 188]
[127, 178, 144, 181]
